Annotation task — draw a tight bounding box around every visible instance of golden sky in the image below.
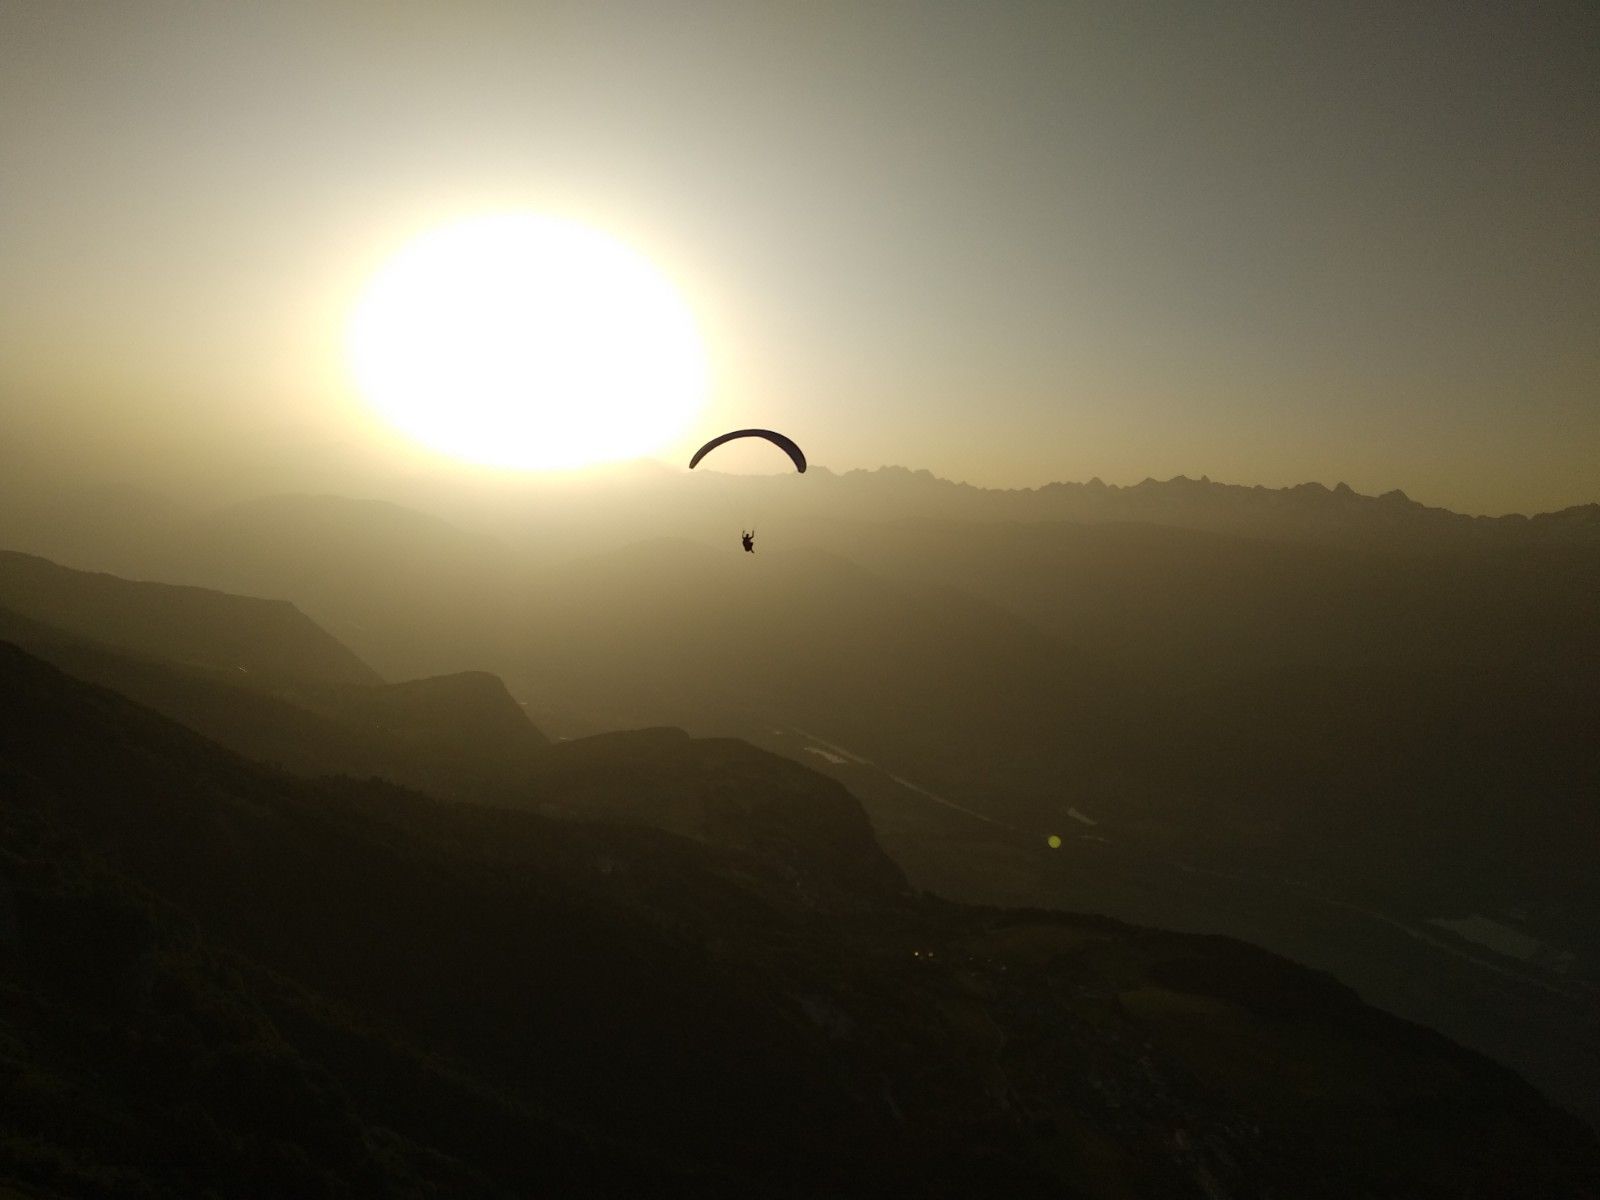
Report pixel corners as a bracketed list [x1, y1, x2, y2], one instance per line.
[2, 1, 1596, 514]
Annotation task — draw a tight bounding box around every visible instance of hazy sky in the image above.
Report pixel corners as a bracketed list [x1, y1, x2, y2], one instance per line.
[3, 1, 1596, 513]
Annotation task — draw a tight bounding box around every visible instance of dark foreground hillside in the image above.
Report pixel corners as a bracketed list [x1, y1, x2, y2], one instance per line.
[2, 643, 1597, 1198]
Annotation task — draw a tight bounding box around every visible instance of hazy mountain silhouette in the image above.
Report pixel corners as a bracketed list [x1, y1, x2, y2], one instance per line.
[156, 493, 530, 680]
[2, 465, 1596, 1131]
[4, 639, 1598, 1197]
[794, 468, 1600, 549]
[0, 549, 379, 687]
[0, 481, 188, 579]
[0, 597, 547, 805]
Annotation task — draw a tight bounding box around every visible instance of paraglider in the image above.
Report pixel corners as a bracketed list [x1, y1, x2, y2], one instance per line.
[688, 429, 806, 474]
[689, 429, 804, 552]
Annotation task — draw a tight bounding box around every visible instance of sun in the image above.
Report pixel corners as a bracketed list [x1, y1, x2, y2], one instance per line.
[347, 212, 707, 470]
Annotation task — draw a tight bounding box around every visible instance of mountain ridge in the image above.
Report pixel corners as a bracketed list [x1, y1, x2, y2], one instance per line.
[0, 549, 382, 687]
[4, 639, 1598, 1197]
[801, 466, 1600, 544]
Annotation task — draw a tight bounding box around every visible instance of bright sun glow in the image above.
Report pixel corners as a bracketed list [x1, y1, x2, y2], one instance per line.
[347, 213, 707, 469]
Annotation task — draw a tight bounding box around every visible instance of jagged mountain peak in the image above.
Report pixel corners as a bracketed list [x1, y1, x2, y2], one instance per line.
[734, 465, 1598, 547]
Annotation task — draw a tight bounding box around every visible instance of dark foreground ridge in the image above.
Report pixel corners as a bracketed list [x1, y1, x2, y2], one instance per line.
[2, 641, 1597, 1197]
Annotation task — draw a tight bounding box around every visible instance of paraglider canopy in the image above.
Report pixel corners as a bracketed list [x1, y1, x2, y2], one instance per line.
[688, 429, 806, 473]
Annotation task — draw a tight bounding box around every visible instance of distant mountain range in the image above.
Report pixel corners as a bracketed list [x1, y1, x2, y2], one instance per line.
[764, 467, 1600, 548]
[5, 467, 1599, 587]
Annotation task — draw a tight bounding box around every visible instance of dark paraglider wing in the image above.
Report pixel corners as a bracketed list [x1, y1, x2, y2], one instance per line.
[687, 429, 807, 473]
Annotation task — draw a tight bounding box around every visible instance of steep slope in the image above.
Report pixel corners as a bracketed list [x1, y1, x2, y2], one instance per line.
[309, 669, 550, 772]
[0, 600, 546, 801]
[1, 594, 888, 901]
[2, 642, 1598, 1198]
[530, 726, 907, 906]
[0, 481, 186, 581]
[151, 493, 529, 680]
[0, 549, 380, 687]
